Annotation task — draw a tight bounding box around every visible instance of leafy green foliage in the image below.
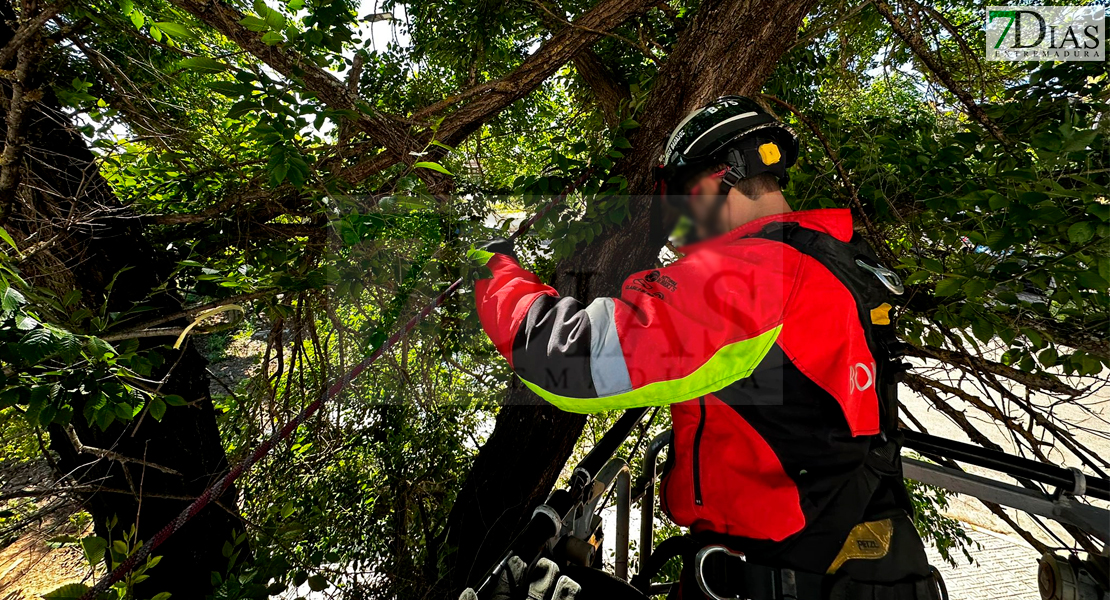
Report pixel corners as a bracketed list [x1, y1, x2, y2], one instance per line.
[45, 520, 170, 600]
[0, 261, 177, 432]
[908, 479, 977, 567]
[775, 45, 1108, 379]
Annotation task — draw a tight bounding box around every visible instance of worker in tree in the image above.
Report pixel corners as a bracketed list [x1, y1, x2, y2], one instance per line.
[467, 96, 946, 600]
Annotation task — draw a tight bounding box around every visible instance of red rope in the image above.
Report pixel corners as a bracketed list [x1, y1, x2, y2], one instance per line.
[79, 171, 593, 599]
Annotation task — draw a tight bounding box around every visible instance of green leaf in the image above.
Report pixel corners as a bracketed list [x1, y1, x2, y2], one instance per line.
[114, 402, 135, 419]
[1038, 347, 1058, 368]
[82, 391, 105, 426]
[263, 7, 286, 29]
[42, 583, 91, 599]
[206, 81, 253, 98]
[149, 397, 167, 422]
[962, 279, 988, 298]
[0, 389, 21, 409]
[18, 328, 55, 364]
[307, 575, 328, 591]
[1066, 221, 1094, 244]
[901, 269, 928, 286]
[15, 314, 38, 329]
[921, 257, 944, 273]
[261, 30, 284, 45]
[154, 21, 196, 40]
[934, 278, 961, 297]
[985, 229, 1008, 250]
[38, 404, 59, 426]
[239, 15, 269, 31]
[129, 9, 145, 30]
[226, 99, 262, 119]
[57, 334, 82, 362]
[1075, 269, 1108, 291]
[1088, 202, 1109, 222]
[0, 226, 19, 253]
[269, 162, 289, 187]
[971, 318, 993, 343]
[413, 161, 452, 175]
[179, 56, 227, 73]
[428, 139, 455, 152]
[1018, 191, 1048, 204]
[1, 284, 26, 311]
[151, 593, 172, 600]
[164, 394, 187, 406]
[95, 407, 115, 430]
[466, 247, 494, 267]
[80, 535, 107, 565]
[25, 384, 51, 427]
[88, 336, 115, 360]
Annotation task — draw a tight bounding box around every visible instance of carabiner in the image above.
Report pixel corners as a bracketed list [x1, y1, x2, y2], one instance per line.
[855, 257, 905, 295]
[694, 545, 748, 600]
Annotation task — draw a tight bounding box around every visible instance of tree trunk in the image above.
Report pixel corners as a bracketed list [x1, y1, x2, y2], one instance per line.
[0, 6, 240, 594]
[442, 0, 817, 594]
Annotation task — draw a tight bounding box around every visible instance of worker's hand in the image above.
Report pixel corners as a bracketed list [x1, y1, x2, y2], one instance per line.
[469, 237, 517, 263]
[458, 556, 581, 600]
[466, 238, 517, 283]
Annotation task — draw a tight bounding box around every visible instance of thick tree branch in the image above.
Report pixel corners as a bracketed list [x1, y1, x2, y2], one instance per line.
[532, 0, 631, 126]
[900, 0, 984, 94]
[572, 51, 631, 126]
[0, 0, 39, 225]
[0, 0, 62, 66]
[431, 0, 657, 147]
[172, 0, 655, 192]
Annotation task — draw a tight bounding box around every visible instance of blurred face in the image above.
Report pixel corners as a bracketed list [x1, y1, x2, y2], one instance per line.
[683, 168, 728, 238]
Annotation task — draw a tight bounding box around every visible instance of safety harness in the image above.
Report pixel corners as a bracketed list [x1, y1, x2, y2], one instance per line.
[632, 221, 947, 600]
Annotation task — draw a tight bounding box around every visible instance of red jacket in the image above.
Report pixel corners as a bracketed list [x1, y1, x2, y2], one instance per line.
[475, 208, 889, 547]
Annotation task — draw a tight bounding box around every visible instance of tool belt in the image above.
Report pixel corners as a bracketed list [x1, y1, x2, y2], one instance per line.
[631, 528, 947, 600]
[691, 544, 947, 600]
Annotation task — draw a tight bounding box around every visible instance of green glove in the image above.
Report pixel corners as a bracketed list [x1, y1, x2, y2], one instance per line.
[458, 556, 581, 600]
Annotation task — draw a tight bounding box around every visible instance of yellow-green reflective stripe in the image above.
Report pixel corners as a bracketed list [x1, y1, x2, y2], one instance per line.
[519, 325, 782, 414]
